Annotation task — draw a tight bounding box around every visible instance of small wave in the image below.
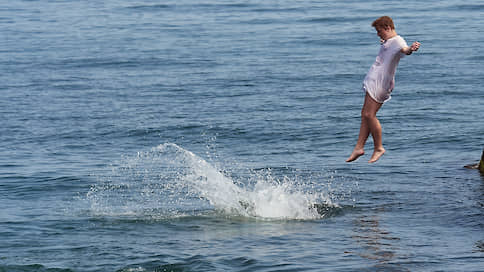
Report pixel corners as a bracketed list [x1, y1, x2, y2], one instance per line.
[117, 255, 214, 272]
[0, 264, 74, 272]
[84, 143, 338, 220]
[125, 4, 171, 11]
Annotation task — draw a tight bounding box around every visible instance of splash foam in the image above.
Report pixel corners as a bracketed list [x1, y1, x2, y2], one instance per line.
[86, 143, 337, 220]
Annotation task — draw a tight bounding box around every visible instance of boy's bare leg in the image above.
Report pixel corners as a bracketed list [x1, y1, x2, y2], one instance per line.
[346, 120, 369, 162]
[363, 95, 385, 163]
[367, 118, 385, 163]
[346, 93, 384, 163]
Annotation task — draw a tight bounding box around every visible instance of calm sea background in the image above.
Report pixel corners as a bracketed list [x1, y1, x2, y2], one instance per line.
[1, 0, 483, 271]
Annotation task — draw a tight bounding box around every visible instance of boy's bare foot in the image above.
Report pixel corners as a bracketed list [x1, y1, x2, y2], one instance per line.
[346, 149, 365, 162]
[368, 148, 385, 163]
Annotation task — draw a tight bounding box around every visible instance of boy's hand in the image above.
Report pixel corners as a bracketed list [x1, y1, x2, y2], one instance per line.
[410, 41, 420, 52]
[402, 41, 420, 55]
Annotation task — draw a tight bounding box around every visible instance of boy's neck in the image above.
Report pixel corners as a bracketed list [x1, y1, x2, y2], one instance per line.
[384, 30, 398, 41]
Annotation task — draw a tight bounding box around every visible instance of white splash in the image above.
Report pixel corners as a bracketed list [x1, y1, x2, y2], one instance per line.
[86, 143, 336, 220]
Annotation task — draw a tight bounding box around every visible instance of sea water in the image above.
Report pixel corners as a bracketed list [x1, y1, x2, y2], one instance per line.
[1, 0, 483, 271]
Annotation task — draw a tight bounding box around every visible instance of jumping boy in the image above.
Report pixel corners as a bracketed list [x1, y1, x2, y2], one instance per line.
[346, 16, 420, 163]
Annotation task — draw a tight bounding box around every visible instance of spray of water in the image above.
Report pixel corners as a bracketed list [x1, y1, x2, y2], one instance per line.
[85, 143, 338, 220]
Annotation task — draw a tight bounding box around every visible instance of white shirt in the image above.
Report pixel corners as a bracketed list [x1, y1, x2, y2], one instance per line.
[363, 35, 408, 103]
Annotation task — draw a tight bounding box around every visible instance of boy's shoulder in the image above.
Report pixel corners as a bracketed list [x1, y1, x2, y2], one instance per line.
[388, 35, 407, 49]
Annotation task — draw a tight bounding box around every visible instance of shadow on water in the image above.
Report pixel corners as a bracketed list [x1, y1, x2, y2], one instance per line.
[350, 208, 408, 272]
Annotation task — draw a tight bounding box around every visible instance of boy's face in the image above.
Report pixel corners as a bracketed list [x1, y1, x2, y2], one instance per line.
[375, 26, 393, 40]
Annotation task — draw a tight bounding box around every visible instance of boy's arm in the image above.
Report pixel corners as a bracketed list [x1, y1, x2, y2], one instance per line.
[401, 41, 421, 55]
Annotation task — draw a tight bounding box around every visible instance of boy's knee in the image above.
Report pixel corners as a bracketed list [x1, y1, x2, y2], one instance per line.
[361, 110, 374, 120]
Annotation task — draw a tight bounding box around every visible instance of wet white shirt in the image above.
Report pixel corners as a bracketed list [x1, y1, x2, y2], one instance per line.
[363, 35, 408, 103]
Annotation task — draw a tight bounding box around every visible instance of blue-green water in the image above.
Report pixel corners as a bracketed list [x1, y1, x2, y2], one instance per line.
[1, 1, 483, 271]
